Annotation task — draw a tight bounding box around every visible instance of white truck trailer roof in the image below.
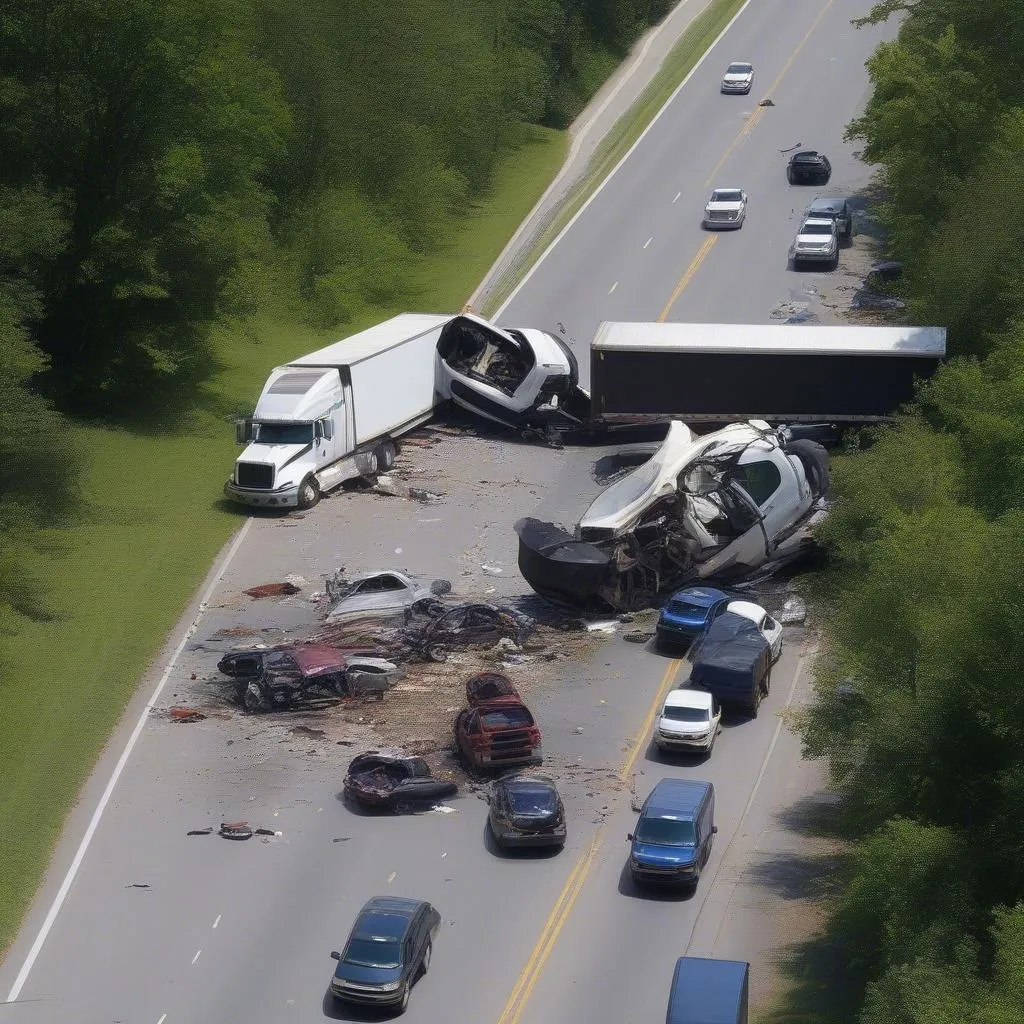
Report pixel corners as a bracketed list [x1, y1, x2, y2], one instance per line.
[592, 322, 947, 358]
[289, 313, 455, 368]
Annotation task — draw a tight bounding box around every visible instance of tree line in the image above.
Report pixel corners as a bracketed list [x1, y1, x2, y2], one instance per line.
[796, 1, 1024, 1019]
[0, 0, 671, 636]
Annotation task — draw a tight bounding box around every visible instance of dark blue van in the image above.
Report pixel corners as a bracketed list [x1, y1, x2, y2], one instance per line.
[666, 956, 749, 1024]
[627, 778, 716, 888]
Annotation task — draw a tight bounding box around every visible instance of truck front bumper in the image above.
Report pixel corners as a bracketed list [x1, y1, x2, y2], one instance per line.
[223, 480, 300, 508]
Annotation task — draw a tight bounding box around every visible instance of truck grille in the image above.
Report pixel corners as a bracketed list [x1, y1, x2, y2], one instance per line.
[236, 462, 274, 489]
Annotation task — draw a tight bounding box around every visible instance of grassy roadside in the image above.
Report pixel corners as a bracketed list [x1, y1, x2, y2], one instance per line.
[0, 124, 567, 957]
[481, 0, 748, 317]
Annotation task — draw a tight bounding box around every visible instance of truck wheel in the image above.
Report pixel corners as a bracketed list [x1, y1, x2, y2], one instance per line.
[297, 476, 320, 509]
[375, 440, 397, 471]
[427, 644, 449, 663]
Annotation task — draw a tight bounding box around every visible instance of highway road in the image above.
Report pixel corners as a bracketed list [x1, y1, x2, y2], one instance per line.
[0, 0, 887, 1022]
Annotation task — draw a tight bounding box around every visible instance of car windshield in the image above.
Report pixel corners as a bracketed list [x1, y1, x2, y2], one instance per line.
[255, 422, 314, 445]
[481, 707, 533, 729]
[635, 816, 696, 847]
[727, 63, 751, 74]
[508, 784, 558, 815]
[802, 222, 834, 235]
[662, 706, 710, 723]
[711, 190, 742, 203]
[344, 937, 402, 969]
[667, 599, 707, 617]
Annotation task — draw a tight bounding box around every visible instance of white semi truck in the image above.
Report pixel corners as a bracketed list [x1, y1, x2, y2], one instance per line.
[225, 312, 586, 509]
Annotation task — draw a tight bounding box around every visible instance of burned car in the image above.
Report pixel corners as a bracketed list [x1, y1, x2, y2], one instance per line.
[401, 603, 535, 663]
[343, 753, 458, 814]
[515, 420, 830, 612]
[435, 314, 591, 431]
[216, 644, 400, 711]
[325, 570, 452, 623]
[454, 672, 543, 771]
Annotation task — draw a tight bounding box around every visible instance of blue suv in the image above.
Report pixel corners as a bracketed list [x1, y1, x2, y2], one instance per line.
[656, 587, 732, 651]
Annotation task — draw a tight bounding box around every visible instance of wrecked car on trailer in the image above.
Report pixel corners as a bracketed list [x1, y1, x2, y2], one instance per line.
[343, 753, 458, 814]
[325, 570, 452, 623]
[400, 603, 535, 663]
[515, 419, 830, 612]
[436, 314, 591, 430]
[216, 644, 400, 711]
[454, 672, 543, 771]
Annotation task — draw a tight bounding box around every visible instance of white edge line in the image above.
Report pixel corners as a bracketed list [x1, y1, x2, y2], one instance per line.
[212, 914, 221, 929]
[5, 518, 255, 1003]
[493, 0, 755, 319]
[191, 949, 202, 966]
[157, 1014, 167, 1024]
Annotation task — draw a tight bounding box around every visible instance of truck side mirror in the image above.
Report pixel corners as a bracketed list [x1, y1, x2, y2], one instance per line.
[235, 418, 254, 445]
[322, 418, 334, 440]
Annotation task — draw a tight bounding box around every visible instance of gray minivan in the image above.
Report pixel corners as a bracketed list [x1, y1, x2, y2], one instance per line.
[627, 778, 716, 888]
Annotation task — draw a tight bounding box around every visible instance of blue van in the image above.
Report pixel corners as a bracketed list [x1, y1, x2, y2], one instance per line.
[627, 778, 716, 888]
[666, 956, 749, 1024]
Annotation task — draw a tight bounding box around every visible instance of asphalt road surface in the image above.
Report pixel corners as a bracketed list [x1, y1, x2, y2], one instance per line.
[1, 1, 887, 1021]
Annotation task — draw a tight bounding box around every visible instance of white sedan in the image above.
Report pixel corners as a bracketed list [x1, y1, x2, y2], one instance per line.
[655, 689, 723, 754]
[726, 600, 783, 661]
[721, 61, 754, 94]
[702, 188, 747, 229]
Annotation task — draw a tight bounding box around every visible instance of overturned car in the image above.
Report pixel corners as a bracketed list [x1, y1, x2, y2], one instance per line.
[515, 420, 830, 612]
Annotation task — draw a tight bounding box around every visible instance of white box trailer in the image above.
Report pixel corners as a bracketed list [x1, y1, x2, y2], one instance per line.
[225, 313, 452, 509]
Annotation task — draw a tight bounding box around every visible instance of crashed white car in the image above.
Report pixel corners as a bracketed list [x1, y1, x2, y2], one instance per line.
[721, 61, 754, 94]
[515, 420, 830, 611]
[325, 571, 452, 622]
[702, 188, 747, 229]
[726, 600, 783, 661]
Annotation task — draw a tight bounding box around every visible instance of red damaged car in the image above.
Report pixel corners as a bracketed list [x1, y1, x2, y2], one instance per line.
[454, 673, 543, 771]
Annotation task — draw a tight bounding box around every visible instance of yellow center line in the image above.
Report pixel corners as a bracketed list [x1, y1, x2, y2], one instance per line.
[495, 657, 684, 1024]
[704, 0, 836, 188]
[659, 236, 717, 321]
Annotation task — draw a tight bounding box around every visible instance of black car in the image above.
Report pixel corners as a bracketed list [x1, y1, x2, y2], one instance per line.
[806, 196, 852, 238]
[330, 897, 440, 1013]
[488, 774, 567, 850]
[787, 150, 831, 185]
[402, 603, 535, 663]
[343, 753, 458, 814]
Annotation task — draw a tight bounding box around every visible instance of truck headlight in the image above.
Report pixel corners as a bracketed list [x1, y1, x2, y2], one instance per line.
[377, 981, 402, 993]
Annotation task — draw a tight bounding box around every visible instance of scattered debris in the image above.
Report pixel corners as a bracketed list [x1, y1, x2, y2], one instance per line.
[408, 487, 444, 504]
[125, 883, 151, 889]
[187, 827, 214, 836]
[290, 725, 328, 741]
[219, 821, 254, 840]
[285, 573, 307, 587]
[623, 630, 655, 643]
[480, 564, 503, 575]
[244, 582, 301, 599]
[433, 805, 457, 814]
[333, 836, 352, 843]
[851, 290, 906, 311]
[779, 596, 808, 625]
[759, 97, 775, 106]
[169, 706, 206, 723]
[586, 621, 618, 634]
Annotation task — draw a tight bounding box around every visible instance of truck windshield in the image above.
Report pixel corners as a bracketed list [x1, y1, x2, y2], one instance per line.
[255, 422, 314, 445]
[635, 817, 696, 847]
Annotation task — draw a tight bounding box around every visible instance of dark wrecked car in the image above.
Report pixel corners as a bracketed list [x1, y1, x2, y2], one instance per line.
[787, 149, 832, 185]
[689, 611, 773, 717]
[454, 673, 543, 771]
[343, 753, 458, 814]
[435, 314, 591, 430]
[216, 644, 399, 711]
[488, 773, 567, 850]
[401, 603, 535, 663]
[515, 419, 830, 612]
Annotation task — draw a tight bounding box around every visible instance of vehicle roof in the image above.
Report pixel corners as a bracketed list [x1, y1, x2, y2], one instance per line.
[668, 957, 749, 1024]
[290, 313, 453, 369]
[357, 897, 425, 932]
[726, 60, 752, 67]
[792, 149, 823, 160]
[643, 777, 713, 818]
[800, 217, 837, 227]
[669, 586, 732, 607]
[725, 600, 768, 624]
[287, 644, 348, 674]
[590, 321, 946, 357]
[500, 773, 557, 791]
[347, 569, 414, 585]
[663, 688, 714, 710]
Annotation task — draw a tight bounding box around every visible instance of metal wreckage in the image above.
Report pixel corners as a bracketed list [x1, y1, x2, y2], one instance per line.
[514, 419, 831, 612]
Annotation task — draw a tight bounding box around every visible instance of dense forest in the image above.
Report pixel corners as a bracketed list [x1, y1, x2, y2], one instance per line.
[796, 0, 1024, 1020]
[0, 0, 671, 638]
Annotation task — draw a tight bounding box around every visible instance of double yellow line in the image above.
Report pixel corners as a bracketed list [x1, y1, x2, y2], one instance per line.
[495, 657, 684, 1024]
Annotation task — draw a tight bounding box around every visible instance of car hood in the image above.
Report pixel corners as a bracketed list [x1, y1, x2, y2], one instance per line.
[515, 327, 572, 374]
[327, 589, 426, 621]
[705, 201, 743, 213]
[333, 962, 403, 987]
[796, 231, 835, 246]
[238, 441, 311, 470]
[657, 717, 711, 736]
[631, 841, 698, 867]
[723, 72, 751, 82]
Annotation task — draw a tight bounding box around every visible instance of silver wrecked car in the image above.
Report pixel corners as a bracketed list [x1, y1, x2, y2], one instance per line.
[325, 570, 452, 622]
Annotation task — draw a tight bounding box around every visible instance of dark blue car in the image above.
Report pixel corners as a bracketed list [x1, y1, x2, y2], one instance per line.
[656, 587, 732, 650]
[330, 896, 440, 1013]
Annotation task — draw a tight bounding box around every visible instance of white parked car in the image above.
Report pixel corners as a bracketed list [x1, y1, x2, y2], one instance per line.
[721, 61, 754, 94]
[655, 689, 723, 753]
[726, 600, 783, 662]
[791, 217, 839, 269]
[703, 188, 747, 229]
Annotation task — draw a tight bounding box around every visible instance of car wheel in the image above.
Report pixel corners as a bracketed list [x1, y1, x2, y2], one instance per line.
[751, 685, 762, 718]
[375, 440, 397, 471]
[398, 983, 411, 1012]
[394, 798, 416, 815]
[831, 252, 840, 270]
[297, 475, 320, 509]
[427, 643, 449, 663]
[420, 940, 432, 976]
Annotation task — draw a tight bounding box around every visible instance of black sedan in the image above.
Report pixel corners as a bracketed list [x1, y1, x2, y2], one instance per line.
[488, 774, 567, 850]
[330, 896, 440, 1013]
[343, 753, 458, 814]
[787, 149, 832, 185]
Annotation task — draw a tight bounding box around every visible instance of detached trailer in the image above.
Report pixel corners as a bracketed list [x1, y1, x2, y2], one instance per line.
[589, 322, 947, 425]
[226, 313, 452, 509]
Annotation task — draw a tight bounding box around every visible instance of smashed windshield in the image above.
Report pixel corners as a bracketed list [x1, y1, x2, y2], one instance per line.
[255, 422, 314, 445]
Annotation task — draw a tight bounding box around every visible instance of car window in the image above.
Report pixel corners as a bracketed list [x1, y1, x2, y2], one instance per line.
[481, 707, 533, 729]
[635, 816, 696, 847]
[764, 615, 778, 630]
[731, 460, 782, 505]
[344, 937, 402, 969]
[662, 705, 710, 723]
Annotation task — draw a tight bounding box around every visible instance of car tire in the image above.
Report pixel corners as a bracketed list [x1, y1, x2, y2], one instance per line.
[297, 475, 320, 509]
[375, 440, 397, 472]
[427, 643, 449, 663]
[394, 798, 416, 815]
[398, 983, 411, 1012]
[420, 940, 432, 976]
